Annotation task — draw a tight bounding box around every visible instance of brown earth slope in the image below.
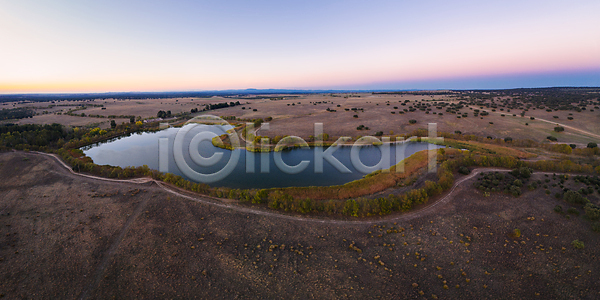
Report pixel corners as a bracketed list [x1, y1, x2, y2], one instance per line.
[0, 152, 599, 299]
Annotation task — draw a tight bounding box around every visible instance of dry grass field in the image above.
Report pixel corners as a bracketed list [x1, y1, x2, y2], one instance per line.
[1, 151, 599, 299]
[5, 92, 599, 144]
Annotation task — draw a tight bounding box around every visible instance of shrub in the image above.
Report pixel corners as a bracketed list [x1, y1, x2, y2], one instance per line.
[504, 137, 513, 142]
[592, 222, 600, 232]
[554, 126, 564, 132]
[584, 203, 600, 220]
[571, 240, 585, 249]
[512, 228, 521, 238]
[587, 142, 598, 149]
[253, 189, 269, 204]
[353, 115, 358, 118]
[547, 136, 557, 142]
[569, 144, 577, 149]
[510, 185, 522, 197]
[530, 117, 535, 120]
[554, 205, 563, 213]
[511, 167, 532, 179]
[564, 190, 589, 205]
[567, 207, 579, 215]
[409, 119, 417, 124]
[458, 166, 470, 175]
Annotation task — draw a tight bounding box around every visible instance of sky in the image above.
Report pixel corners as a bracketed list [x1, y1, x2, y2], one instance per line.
[1, 0, 599, 93]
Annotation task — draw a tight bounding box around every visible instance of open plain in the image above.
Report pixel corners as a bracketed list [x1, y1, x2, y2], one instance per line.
[6, 92, 600, 145]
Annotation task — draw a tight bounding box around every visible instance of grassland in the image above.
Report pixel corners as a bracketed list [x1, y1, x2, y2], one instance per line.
[4, 90, 599, 145]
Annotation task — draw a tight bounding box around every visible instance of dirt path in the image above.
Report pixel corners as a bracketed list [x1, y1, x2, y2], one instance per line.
[33, 151, 536, 225]
[533, 117, 600, 140]
[77, 197, 150, 300]
[479, 108, 600, 140]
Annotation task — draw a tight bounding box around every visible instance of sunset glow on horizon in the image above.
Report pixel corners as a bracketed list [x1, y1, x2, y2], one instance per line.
[1, 0, 599, 93]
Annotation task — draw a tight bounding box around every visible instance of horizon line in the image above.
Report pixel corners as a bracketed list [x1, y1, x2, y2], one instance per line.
[1, 86, 599, 96]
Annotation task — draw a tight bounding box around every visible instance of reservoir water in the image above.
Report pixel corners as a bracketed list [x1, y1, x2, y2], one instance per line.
[82, 125, 443, 189]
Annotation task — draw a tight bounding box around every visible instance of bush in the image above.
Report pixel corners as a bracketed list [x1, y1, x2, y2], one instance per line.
[554, 205, 563, 213]
[547, 136, 557, 142]
[458, 166, 470, 175]
[554, 126, 565, 132]
[504, 137, 513, 142]
[584, 203, 600, 220]
[512, 228, 521, 238]
[569, 144, 577, 149]
[511, 167, 532, 179]
[510, 185, 522, 197]
[571, 240, 585, 249]
[592, 222, 600, 232]
[567, 207, 579, 215]
[587, 142, 598, 148]
[409, 119, 417, 124]
[564, 190, 589, 205]
[253, 189, 269, 204]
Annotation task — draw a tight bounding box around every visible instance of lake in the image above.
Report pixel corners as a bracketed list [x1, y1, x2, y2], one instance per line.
[82, 125, 443, 189]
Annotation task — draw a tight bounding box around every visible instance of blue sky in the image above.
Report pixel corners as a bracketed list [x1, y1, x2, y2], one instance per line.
[1, 0, 599, 92]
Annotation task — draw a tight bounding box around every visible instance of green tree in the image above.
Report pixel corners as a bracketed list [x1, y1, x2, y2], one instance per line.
[110, 120, 117, 129]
